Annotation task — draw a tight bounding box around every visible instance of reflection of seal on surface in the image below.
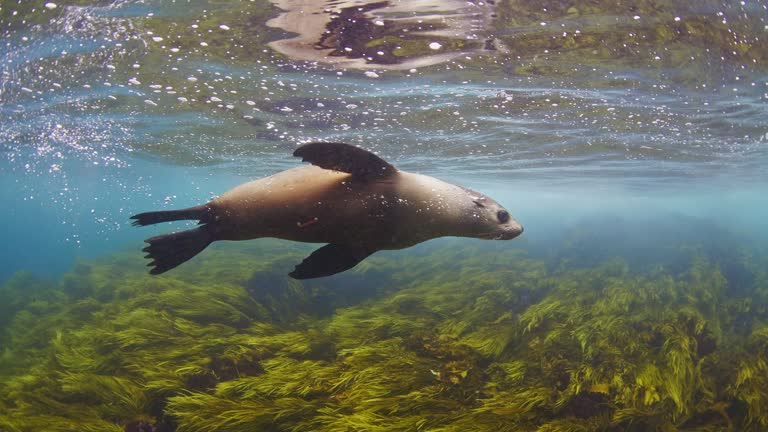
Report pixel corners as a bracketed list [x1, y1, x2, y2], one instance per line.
[267, 0, 501, 70]
[131, 142, 523, 279]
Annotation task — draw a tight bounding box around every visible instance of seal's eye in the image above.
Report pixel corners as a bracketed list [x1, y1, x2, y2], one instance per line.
[497, 210, 510, 223]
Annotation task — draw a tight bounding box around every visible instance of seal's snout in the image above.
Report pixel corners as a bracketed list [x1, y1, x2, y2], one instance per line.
[500, 220, 523, 240]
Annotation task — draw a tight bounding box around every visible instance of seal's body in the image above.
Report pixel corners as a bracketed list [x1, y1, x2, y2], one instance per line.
[132, 142, 523, 279]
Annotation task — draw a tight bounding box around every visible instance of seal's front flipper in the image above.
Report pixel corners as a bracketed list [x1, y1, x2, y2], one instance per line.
[293, 142, 397, 180]
[289, 244, 374, 279]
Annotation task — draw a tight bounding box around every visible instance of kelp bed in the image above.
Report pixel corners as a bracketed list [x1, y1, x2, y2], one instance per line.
[1, 239, 767, 432]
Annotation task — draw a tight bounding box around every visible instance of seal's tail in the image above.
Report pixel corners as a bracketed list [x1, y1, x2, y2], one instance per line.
[142, 227, 213, 274]
[130, 205, 213, 226]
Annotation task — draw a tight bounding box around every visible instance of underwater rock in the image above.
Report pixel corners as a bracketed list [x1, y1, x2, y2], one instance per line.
[559, 390, 611, 420]
[124, 420, 156, 432]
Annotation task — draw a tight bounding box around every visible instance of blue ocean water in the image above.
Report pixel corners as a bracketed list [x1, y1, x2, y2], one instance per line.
[1, 0, 766, 283]
[3, 1, 768, 430]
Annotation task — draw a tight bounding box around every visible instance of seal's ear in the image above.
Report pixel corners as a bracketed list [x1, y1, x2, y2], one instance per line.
[293, 142, 397, 180]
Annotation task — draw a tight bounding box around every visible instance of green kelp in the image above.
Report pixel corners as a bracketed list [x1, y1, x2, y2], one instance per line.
[1, 239, 768, 431]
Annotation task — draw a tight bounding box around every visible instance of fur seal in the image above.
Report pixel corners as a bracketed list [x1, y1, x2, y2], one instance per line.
[131, 142, 523, 279]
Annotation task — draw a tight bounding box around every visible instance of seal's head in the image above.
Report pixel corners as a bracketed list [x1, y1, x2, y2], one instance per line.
[463, 193, 523, 241]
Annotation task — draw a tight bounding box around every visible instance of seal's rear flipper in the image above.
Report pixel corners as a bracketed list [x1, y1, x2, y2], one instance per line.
[289, 244, 374, 279]
[142, 227, 213, 274]
[130, 205, 212, 226]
